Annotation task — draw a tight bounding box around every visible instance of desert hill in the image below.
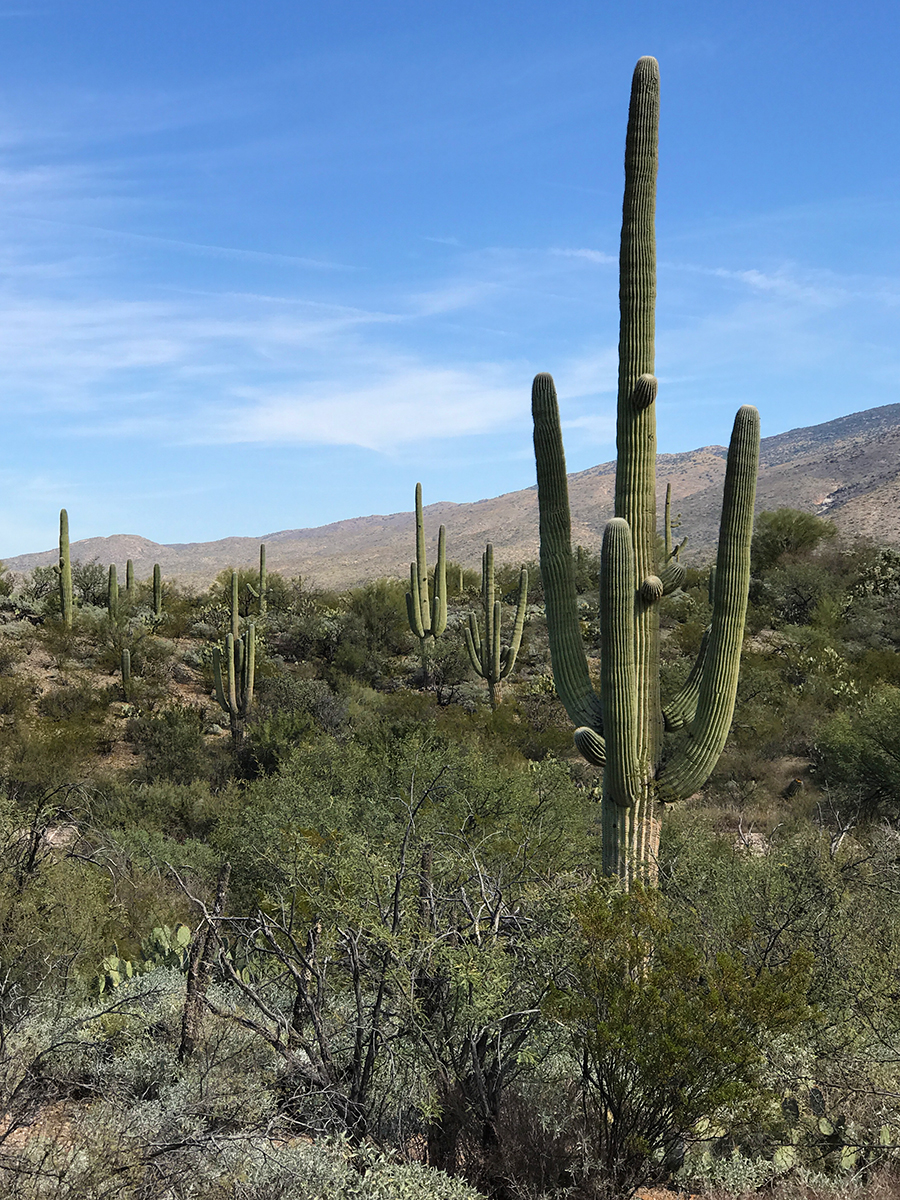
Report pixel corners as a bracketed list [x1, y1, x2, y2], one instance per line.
[6, 403, 900, 590]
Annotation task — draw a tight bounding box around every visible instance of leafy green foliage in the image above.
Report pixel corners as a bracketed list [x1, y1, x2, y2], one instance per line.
[548, 885, 811, 1196]
[751, 508, 837, 574]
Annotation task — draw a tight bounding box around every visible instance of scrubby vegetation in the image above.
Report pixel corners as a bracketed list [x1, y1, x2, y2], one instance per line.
[0, 518, 899, 1199]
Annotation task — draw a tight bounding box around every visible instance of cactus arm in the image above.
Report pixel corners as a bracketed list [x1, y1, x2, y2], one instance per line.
[658, 405, 760, 799]
[531, 373, 604, 732]
[58, 509, 73, 627]
[243, 622, 256, 716]
[574, 726, 606, 767]
[225, 634, 238, 715]
[499, 566, 529, 680]
[465, 613, 484, 676]
[490, 599, 502, 684]
[431, 524, 447, 637]
[600, 518, 641, 808]
[212, 646, 228, 712]
[406, 564, 425, 639]
[663, 626, 709, 730]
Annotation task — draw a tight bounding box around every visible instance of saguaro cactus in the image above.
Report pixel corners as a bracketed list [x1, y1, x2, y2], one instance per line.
[121, 647, 131, 701]
[464, 544, 528, 709]
[58, 509, 73, 627]
[405, 483, 447, 681]
[532, 56, 760, 884]
[125, 559, 135, 601]
[107, 564, 119, 619]
[153, 563, 163, 617]
[247, 544, 267, 616]
[213, 623, 256, 749]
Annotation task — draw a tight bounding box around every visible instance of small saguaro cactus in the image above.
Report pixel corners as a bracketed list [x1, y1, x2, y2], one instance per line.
[464, 544, 528, 710]
[121, 648, 131, 701]
[213, 623, 256, 749]
[153, 564, 163, 617]
[247, 544, 267, 616]
[531, 56, 760, 885]
[107, 564, 119, 619]
[405, 483, 447, 682]
[58, 509, 73, 627]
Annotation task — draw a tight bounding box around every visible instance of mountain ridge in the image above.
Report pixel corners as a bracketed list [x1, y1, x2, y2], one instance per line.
[6, 403, 900, 590]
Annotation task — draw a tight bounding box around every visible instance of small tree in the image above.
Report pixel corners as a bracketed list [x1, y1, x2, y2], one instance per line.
[751, 508, 837, 574]
[548, 886, 811, 1197]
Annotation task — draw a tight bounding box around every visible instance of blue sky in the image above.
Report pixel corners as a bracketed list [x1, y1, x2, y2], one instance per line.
[0, 0, 898, 556]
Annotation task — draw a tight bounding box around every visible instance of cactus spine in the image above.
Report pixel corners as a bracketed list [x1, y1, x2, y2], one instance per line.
[153, 564, 162, 617]
[58, 509, 73, 626]
[405, 483, 447, 681]
[464, 544, 528, 709]
[531, 57, 760, 885]
[107, 564, 118, 619]
[213, 622, 255, 749]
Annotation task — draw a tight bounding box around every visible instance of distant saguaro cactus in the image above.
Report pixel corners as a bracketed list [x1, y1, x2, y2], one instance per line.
[464, 544, 528, 710]
[125, 559, 135, 601]
[405, 483, 447, 683]
[247, 544, 267, 616]
[213, 623, 256, 749]
[153, 564, 163, 617]
[58, 509, 73, 627]
[532, 57, 760, 884]
[107, 564, 119, 619]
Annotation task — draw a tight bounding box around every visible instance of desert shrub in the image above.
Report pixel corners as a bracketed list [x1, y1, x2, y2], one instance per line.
[127, 705, 213, 785]
[751, 508, 837, 574]
[248, 675, 348, 773]
[548, 884, 811, 1198]
[814, 685, 900, 816]
[71, 558, 108, 607]
[91, 779, 218, 842]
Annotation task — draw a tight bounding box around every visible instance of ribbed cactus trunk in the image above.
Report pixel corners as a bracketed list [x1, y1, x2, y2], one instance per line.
[58, 509, 73, 627]
[405, 483, 447, 686]
[153, 564, 163, 617]
[532, 57, 760, 885]
[608, 57, 661, 879]
[108, 564, 119, 620]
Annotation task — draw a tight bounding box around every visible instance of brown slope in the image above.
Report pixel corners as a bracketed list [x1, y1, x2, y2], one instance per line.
[5, 403, 900, 590]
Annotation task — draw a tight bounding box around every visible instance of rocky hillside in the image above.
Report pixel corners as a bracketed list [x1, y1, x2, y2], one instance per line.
[6, 403, 900, 589]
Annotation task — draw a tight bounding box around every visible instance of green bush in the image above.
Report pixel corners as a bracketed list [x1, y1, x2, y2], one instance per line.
[127, 704, 213, 785]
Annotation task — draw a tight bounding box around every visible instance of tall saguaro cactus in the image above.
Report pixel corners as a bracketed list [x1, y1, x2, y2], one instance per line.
[213, 623, 256, 749]
[405, 483, 447, 682]
[464, 544, 528, 710]
[58, 509, 73, 627]
[532, 57, 760, 884]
